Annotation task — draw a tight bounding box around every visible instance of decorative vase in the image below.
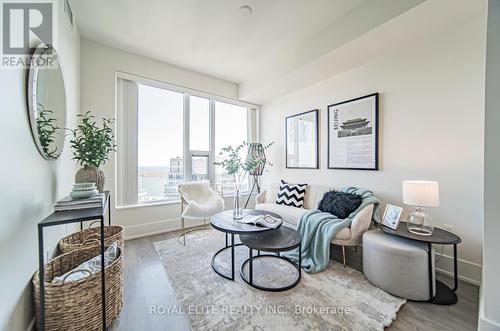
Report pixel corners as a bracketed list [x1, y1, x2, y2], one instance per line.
[75, 166, 105, 192]
[233, 187, 243, 220]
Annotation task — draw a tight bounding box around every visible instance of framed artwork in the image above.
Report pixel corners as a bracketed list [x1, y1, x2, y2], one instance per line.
[285, 109, 319, 169]
[327, 93, 379, 170]
[382, 204, 403, 230]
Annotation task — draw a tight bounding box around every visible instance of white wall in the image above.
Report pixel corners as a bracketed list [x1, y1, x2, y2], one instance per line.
[480, 0, 500, 329]
[80, 40, 239, 239]
[260, 17, 485, 283]
[0, 2, 80, 330]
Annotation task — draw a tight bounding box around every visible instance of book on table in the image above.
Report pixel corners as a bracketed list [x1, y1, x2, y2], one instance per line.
[54, 194, 105, 211]
[237, 214, 282, 229]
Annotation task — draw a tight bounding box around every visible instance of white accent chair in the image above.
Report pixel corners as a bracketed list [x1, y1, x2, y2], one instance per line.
[255, 183, 374, 266]
[177, 181, 224, 245]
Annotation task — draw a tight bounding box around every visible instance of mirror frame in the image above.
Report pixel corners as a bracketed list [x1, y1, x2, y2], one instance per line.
[27, 44, 67, 160]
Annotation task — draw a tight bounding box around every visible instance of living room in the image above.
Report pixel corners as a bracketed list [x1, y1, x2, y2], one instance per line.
[0, 0, 499, 330]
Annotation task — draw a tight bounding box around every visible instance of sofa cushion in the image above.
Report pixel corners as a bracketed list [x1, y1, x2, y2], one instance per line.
[275, 180, 307, 208]
[332, 227, 352, 240]
[255, 203, 352, 240]
[318, 191, 362, 219]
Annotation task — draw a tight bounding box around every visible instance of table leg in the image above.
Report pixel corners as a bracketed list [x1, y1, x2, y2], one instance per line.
[225, 233, 228, 248]
[108, 197, 111, 226]
[249, 247, 253, 285]
[299, 243, 302, 272]
[100, 217, 107, 330]
[428, 242, 434, 300]
[38, 225, 45, 331]
[453, 244, 458, 291]
[231, 234, 235, 280]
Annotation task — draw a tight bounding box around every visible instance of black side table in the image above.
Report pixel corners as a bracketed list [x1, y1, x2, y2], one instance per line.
[38, 191, 111, 330]
[239, 226, 302, 292]
[378, 222, 461, 305]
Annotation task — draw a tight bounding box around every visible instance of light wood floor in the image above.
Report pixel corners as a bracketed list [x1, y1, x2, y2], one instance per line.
[110, 229, 479, 331]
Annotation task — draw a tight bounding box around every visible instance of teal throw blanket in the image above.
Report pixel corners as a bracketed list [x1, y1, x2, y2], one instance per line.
[285, 187, 380, 273]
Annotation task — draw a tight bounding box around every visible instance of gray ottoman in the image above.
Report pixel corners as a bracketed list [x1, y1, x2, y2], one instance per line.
[363, 229, 435, 301]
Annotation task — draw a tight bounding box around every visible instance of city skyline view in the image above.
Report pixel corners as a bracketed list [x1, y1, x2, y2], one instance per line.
[137, 83, 249, 202]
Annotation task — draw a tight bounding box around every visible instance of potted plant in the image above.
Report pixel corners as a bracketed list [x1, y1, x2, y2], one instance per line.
[69, 111, 116, 192]
[214, 141, 273, 219]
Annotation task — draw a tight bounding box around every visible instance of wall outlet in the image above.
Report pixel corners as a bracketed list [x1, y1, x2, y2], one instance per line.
[443, 224, 456, 233]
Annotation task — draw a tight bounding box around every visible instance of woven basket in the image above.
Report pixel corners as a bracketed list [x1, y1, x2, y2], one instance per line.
[32, 245, 124, 330]
[58, 222, 124, 254]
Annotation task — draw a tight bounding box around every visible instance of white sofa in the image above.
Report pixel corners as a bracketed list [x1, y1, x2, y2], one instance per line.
[255, 183, 375, 266]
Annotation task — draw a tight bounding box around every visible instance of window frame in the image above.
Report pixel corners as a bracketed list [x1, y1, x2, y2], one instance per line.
[116, 72, 260, 207]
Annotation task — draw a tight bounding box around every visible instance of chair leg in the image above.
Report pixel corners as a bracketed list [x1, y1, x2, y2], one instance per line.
[354, 246, 358, 253]
[178, 216, 186, 246]
[181, 217, 186, 246]
[178, 216, 211, 246]
[342, 246, 346, 267]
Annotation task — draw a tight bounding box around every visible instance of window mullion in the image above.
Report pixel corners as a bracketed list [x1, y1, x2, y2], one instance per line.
[183, 94, 191, 182]
[209, 99, 215, 185]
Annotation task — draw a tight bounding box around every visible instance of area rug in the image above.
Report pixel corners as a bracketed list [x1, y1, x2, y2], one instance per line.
[154, 229, 405, 330]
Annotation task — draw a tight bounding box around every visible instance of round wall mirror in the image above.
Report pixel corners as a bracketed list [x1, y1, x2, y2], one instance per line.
[28, 44, 67, 160]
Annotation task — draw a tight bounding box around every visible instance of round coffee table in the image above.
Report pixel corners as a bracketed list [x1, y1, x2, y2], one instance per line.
[239, 226, 302, 292]
[210, 209, 282, 280]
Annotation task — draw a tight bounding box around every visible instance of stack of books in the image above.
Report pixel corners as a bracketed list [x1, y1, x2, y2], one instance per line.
[55, 193, 106, 211]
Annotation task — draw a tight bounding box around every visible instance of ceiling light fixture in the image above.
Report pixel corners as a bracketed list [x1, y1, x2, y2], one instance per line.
[238, 5, 253, 17]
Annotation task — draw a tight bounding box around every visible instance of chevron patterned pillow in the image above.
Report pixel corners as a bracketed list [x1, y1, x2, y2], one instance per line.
[276, 180, 307, 208]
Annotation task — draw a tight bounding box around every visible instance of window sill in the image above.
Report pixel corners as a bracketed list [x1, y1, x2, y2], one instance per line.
[116, 199, 181, 210]
[116, 191, 256, 210]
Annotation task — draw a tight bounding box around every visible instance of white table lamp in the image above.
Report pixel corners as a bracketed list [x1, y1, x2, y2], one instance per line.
[402, 180, 439, 236]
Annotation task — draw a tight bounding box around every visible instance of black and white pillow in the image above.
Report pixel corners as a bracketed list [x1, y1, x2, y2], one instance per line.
[276, 180, 307, 208]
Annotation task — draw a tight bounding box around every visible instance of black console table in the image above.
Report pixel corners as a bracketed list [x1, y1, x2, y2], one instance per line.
[379, 222, 461, 305]
[38, 191, 111, 330]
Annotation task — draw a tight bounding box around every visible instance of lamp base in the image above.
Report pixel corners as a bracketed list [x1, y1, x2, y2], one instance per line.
[407, 206, 434, 236]
[407, 226, 433, 236]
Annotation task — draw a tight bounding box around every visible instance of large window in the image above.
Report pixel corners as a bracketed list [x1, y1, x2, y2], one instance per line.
[138, 85, 183, 202]
[215, 101, 249, 194]
[117, 74, 256, 206]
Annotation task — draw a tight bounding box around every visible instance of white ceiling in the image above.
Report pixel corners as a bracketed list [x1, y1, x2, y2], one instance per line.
[71, 0, 422, 85]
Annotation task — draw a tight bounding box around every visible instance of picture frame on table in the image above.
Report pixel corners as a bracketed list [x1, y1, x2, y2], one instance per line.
[381, 204, 403, 230]
[327, 93, 379, 170]
[285, 109, 319, 169]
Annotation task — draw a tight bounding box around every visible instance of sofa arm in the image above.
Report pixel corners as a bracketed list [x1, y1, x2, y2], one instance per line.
[255, 190, 267, 204]
[350, 204, 375, 242]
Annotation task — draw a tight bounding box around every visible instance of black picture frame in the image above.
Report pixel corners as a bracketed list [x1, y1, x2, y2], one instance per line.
[285, 109, 319, 169]
[327, 93, 379, 170]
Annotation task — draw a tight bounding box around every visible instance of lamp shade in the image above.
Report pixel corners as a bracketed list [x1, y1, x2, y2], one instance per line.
[246, 143, 266, 176]
[402, 181, 439, 207]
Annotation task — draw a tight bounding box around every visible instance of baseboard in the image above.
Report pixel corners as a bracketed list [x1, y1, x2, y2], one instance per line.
[434, 251, 482, 285]
[124, 217, 205, 240]
[479, 317, 500, 331]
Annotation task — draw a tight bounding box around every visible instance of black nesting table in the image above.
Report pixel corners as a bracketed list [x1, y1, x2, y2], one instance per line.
[379, 222, 461, 305]
[210, 209, 282, 280]
[240, 226, 302, 292]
